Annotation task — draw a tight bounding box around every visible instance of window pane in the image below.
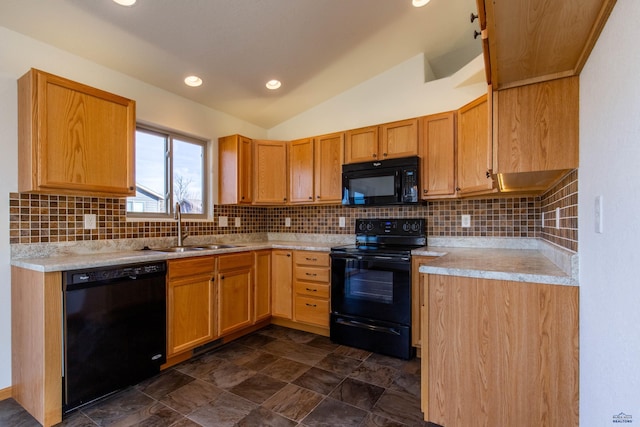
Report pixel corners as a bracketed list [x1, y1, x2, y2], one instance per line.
[173, 138, 204, 214]
[127, 130, 167, 214]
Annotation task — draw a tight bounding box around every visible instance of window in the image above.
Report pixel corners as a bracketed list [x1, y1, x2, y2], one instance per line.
[127, 125, 208, 218]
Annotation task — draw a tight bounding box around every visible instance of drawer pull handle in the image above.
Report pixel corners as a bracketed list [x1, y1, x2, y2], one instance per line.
[305, 303, 317, 308]
[305, 257, 317, 261]
[305, 287, 317, 292]
[305, 273, 317, 277]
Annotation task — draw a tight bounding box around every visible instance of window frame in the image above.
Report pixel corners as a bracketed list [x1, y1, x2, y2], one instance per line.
[127, 124, 209, 219]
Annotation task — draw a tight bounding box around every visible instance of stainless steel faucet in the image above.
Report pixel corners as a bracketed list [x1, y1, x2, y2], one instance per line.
[174, 202, 189, 247]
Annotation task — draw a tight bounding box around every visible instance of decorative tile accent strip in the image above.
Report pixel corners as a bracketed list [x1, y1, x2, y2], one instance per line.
[539, 170, 578, 252]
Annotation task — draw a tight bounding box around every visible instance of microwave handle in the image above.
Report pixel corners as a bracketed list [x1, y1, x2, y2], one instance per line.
[395, 170, 401, 200]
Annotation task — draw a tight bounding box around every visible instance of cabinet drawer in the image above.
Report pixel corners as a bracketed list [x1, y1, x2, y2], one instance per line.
[294, 296, 329, 327]
[168, 256, 216, 280]
[294, 251, 330, 267]
[294, 281, 329, 298]
[219, 252, 253, 272]
[294, 266, 329, 283]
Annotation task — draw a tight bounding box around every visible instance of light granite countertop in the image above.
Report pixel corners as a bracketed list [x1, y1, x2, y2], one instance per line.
[414, 246, 577, 286]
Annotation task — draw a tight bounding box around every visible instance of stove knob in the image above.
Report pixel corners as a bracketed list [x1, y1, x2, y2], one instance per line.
[366, 222, 374, 231]
[411, 222, 420, 232]
[402, 223, 410, 232]
[358, 222, 366, 231]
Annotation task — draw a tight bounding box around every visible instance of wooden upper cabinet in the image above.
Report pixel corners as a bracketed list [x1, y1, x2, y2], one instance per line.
[218, 134, 253, 204]
[420, 112, 456, 199]
[18, 68, 135, 197]
[479, 0, 616, 88]
[493, 76, 579, 193]
[380, 118, 419, 160]
[289, 138, 315, 203]
[345, 126, 379, 164]
[456, 94, 495, 196]
[253, 140, 288, 204]
[314, 132, 344, 203]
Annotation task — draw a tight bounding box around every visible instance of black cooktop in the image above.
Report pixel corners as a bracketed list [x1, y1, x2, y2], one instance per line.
[331, 218, 426, 255]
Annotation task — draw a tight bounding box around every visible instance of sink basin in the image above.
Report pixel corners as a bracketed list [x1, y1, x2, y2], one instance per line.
[152, 246, 205, 253]
[195, 244, 240, 249]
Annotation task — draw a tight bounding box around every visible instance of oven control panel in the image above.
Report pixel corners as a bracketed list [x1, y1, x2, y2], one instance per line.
[356, 218, 425, 236]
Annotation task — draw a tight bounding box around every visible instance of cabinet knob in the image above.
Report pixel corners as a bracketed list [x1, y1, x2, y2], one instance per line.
[423, 189, 428, 194]
[316, 195, 321, 199]
[383, 153, 388, 157]
[287, 254, 291, 257]
[470, 12, 478, 23]
[372, 153, 377, 158]
[486, 170, 491, 179]
[220, 275, 225, 280]
[129, 186, 135, 191]
[283, 197, 287, 201]
[456, 187, 461, 192]
[474, 30, 481, 39]
[308, 196, 313, 200]
[241, 196, 245, 200]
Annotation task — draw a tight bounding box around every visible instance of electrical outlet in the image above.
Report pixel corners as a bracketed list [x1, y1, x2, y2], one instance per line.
[555, 208, 560, 229]
[541, 211, 545, 229]
[235, 217, 241, 227]
[84, 214, 97, 230]
[219, 216, 228, 227]
[339, 217, 346, 227]
[285, 217, 291, 227]
[461, 214, 471, 228]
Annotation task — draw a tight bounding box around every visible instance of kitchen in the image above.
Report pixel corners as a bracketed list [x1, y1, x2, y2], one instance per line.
[0, 1, 638, 427]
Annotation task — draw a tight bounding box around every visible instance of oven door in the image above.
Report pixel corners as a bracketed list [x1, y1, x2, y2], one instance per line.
[330, 252, 411, 325]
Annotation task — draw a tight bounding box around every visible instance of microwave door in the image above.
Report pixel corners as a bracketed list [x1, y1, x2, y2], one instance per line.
[344, 170, 398, 205]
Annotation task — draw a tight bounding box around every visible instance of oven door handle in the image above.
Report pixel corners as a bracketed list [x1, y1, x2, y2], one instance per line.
[335, 318, 401, 336]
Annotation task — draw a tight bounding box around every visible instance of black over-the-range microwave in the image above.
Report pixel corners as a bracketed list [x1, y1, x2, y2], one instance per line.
[341, 156, 419, 206]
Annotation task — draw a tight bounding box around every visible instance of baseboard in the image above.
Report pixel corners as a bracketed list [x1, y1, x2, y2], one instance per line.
[0, 386, 11, 401]
[271, 317, 329, 337]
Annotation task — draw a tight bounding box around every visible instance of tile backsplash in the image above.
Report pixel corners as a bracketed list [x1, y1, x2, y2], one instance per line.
[9, 172, 578, 251]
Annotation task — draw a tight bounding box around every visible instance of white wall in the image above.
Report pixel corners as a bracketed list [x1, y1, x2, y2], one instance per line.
[0, 25, 267, 391]
[268, 54, 487, 140]
[579, 0, 640, 425]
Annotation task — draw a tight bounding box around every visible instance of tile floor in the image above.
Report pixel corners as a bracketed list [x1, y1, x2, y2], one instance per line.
[0, 325, 432, 426]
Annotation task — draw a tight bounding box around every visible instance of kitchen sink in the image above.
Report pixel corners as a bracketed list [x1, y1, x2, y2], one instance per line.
[194, 244, 240, 249]
[147, 244, 241, 252]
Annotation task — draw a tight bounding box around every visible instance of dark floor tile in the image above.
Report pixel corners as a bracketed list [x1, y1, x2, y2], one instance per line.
[366, 353, 411, 371]
[371, 389, 428, 426]
[360, 412, 407, 427]
[262, 339, 329, 365]
[234, 332, 277, 348]
[124, 402, 185, 427]
[204, 360, 256, 389]
[174, 352, 226, 379]
[168, 418, 202, 427]
[333, 345, 372, 361]
[328, 378, 385, 411]
[258, 325, 317, 343]
[0, 398, 42, 427]
[159, 379, 223, 415]
[187, 392, 256, 427]
[306, 335, 341, 352]
[316, 353, 362, 376]
[212, 342, 259, 365]
[389, 371, 421, 398]
[260, 357, 311, 382]
[349, 361, 399, 388]
[58, 411, 97, 426]
[293, 367, 345, 395]
[400, 358, 421, 376]
[236, 406, 298, 427]
[136, 369, 196, 400]
[262, 383, 324, 422]
[301, 397, 367, 427]
[229, 373, 287, 404]
[239, 350, 280, 371]
[81, 387, 156, 425]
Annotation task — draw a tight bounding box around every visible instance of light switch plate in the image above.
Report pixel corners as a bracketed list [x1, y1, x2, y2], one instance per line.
[285, 217, 291, 227]
[84, 214, 97, 230]
[235, 217, 241, 227]
[461, 214, 471, 228]
[219, 216, 228, 227]
[339, 217, 346, 227]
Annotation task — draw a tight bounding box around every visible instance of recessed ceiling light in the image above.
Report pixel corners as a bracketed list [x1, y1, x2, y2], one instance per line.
[184, 75, 203, 87]
[266, 79, 282, 90]
[113, 0, 137, 6]
[412, 0, 431, 7]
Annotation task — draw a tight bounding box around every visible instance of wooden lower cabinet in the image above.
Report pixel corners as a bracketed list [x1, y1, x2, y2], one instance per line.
[254, 250, 272, 322]
[167, 256, 217, 356]
[217, 252, 254, 336]
[293, 250, 330, 329]
[410, 256, 438, 349]
[421, 274, 579, 427]
[271, 249, 293, 319]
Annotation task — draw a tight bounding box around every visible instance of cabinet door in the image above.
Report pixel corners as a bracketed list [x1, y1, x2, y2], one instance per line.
[420, 112, 456, 199]
[254, 250, 272, 322]
[253, 140, 288, 204]
[167, 273, 216, 356]
[218, 268, 253, 336]
[456, 94, 494, 195]
[380, 118, 419, 160]
[218, 134, 253, 204]
[271, 249, 293, 319]
[314, 132, 344, 203]
[424, 274, 579, 427]
[289, 138, 315, 203]
[345, 126, 379, 164]
[18, 68, 135, 196]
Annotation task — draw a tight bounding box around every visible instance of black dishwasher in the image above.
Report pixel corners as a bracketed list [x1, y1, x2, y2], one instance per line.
[62, 261, 167, 413]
